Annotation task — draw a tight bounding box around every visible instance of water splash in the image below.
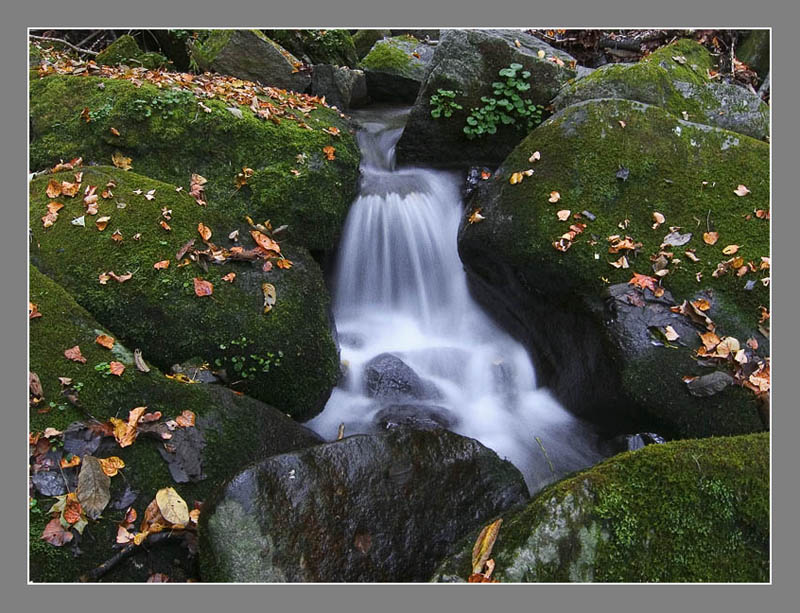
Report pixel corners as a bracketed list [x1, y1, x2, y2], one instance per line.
[306, 107, 605, 492]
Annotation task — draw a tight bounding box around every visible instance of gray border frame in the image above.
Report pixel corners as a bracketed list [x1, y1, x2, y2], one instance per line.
[5, 1, 796, 611]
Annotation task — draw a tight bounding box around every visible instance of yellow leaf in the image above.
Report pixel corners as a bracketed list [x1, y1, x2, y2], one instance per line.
[703, 232, 719, 245]
[262, 283, 277, 314]
[472, 518, 503, 575]
[155, 487, 190, 527]
[722, 244, 740, 255]
[98, 456, 126, 477]
[509, 172, 524, 185]
[111, 151, 132, 171]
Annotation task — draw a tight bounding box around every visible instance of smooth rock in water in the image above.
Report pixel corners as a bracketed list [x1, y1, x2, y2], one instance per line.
[458, 98, 768, 438]
[552, 39, 769, 140]
[364, 353, 441, 402]
[189, 29, 311, 92]
[373, 404, 456, 431]
[312, 64, 369, 111]
[396, 29, 578, 168]
[199, 427, 529, 582]
[360, 36, 435, 103]
[434, 433, 769, 582]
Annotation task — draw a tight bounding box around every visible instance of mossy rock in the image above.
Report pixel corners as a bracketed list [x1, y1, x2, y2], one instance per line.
[30, 167, 339, 420]
[737, 30, 770, 79]
[265, 29, 358, 68]
[359, 36, 435, 103]
[459, 98, 769, 436]
[553, 39, 769, 140]
[29, 74, 360, 252]
[395, 29, 578, 168]
[189, 29, 311, 93]
[94, 35, 169, 70]
[434, 432, 769, 582]
[29, 266, 323, 582]
[352, 29, 392, 60]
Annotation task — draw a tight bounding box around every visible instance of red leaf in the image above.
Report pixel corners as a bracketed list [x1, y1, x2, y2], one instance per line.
[193, 278, 213, 297]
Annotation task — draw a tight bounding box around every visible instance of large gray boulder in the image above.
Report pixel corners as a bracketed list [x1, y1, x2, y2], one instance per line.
[434, 433, 769, 582]
[189, 29, 311, 92]
[360, 35, 436, 103]
[395, 29, 578, 168]
[199, 428, 529, 581]
[311, 63, 369, 111]
[553, 39, 769, 140]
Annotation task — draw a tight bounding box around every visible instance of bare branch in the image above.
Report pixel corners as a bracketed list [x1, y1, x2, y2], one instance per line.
[29, 35, 99, 56]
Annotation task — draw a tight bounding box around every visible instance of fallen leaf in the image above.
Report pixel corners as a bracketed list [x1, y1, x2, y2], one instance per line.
[41, 517, 73, 547]
[472, 518, 503, 574]
[111, 151, 132, 171]
[703, 232, 719, 245]
[691, 299, 711, 311]
[262, 283, 277, 313]
[60, 454, 82, 469]
[322, 145, 336, 161]
[116, 525, 135, 544]
[144, 189, 156, 201]
[276, 258, 293, 269]
[548, 191, 561, 203]
[153, 260, 170, 270]
[746, 338, 759, 350]
[111, 229, 123, 243]
[733, 184, 751, 196]
[556, 209, 571, 221]
[722, 244, 740, 255]
[109, 362, 125, 376]
[46, 179, 62, 198]
[628, 272, 658, 293]
[71, 216, 86, 227]
[29, 302, 42, 319]
[147, 573, 171, 583]
[175, 410, 196, 428]
[64, 345, 87, 364]
[537, 49, 546, 59]
[77, 455, 111, 520]
[61, 181, 80, 197]
[235, 167, 254, 189]
[609, 255, 629, 269]
[98, 272, 110, 284]
[160, 220, 171, 231]
[699, 331, 721, 351]
[98, 456, 125, 477]
[156, 487, 190, 527]
[618, 120, 626, 128]
[95, 216, 111, 231]
[197, 222, 212, 241]
[108, 271, 133, 283]
[134, 349, 150, 373]
[509, 172, 524, 185]
[468, 209, 485, 224]
[222, 272, 236, 283]
[80, 107, 91, 122]
[110, 127, 120, 136]
[193, 278, 213, 297]
[111, 407, 147, 447]
[250, 230, 281, 254]
[685, 250, 700, 262]
[652, 211, 665, 229]
[95, 334, 115, 349]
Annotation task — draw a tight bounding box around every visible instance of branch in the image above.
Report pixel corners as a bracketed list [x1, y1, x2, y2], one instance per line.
[79, 532, 187, 582]
[29, 35, 99, 56]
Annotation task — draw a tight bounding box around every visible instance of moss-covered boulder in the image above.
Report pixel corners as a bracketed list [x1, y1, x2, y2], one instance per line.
[30, 167, 339, 420]
[189, 29, 311, 93]
[459, 98, 769, 438]
[737, 30, 770, 79]
[95, 34, 169, 70]
[352, 29, 392, 60]
[395, 29, 578, 168]
[265, 29, 358, 68]
[553, 39, 769, 140]
[29, 266, 323, 582]
[199, 428, 529, 582]
[434, 432, 769, 582]
[29, 73, 360, 252]
[359, 35, 435, 103]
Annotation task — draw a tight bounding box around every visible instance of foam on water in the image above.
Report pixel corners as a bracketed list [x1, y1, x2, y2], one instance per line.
[306, 107, 604, 492]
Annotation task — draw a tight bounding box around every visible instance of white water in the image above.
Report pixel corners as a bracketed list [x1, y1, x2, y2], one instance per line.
[306, 107, 604, 492]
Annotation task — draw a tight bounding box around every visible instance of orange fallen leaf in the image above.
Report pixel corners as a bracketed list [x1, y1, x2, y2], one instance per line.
[197, 222, 212, 241]
[95, 334, 115, 350]
[699, 331, 721, 351]
[509, 172, 524, 185]
[108, 271, 133, 283]
[29, 302, 42, 319]
[628, 272, 658, 293]
[160, 220, 171, 231]
[250, 230, 281, 254]
[109, 362, 125, 376]
[95, 216, 111, 231]
[41, 517, 74, 547]
[46, 179, 62, 198]
[60, 454, 81, 469]
[111, 151, 132, 171]
[80, 107, 91, 123]
[175, 410, 196, 428]
[323, 145, 336, 160]
[548, 191, 561, 203]
[722, 244, 740, 255]
[703, 232, 719, 245]
[276, 258, 293, 270]
[98, 456, 125, 477]
[154, 260, 170, 270]
[64, 346, 87, 364]
[110, 127, 121, 136]
[468, 209, 485, 224]
[61, 181, 80, 197]
[193, 278, 214, 297]
[691, 299, 711, 311]
[222, 272, 236, 282]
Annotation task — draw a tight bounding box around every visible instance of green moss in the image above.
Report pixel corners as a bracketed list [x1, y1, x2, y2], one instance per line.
[435, 432, 769, 582]
[29, 266, 322, 581]
[29, 74, 360, 252]
[644, 38, 717, 84]
[353, 29, 392, 59]
[737, 30, 770, 77]
[96, 35, 143, 66]
[188, 30, 233, 68]
[30, 167, 338, 419]
[267, 29, 358, 67]
[360, 38, 415, 77]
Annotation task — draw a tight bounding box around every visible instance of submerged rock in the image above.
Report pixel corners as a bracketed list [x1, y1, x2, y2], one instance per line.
[459, 98, 768, 437]
[199, 427, 529, 581]
[373, 403, 456, 431]
[360, 35, 436, 103]
[30, 168, 339, 420]
[189, 29, 311, 92]
[29, 267, 322, 582]
[433, 432, 769, 582]
[396, 29, 578, 168]
[364, 353, 441, 402]
[553, 39, 769, 140]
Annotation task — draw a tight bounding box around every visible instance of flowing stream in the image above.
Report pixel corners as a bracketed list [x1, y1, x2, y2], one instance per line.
[306, 106, 605, 492]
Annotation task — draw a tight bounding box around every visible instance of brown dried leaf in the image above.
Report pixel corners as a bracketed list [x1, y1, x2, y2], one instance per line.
[193, 278, 213, 297]
[64, 345, 87, 363]
[77, 455, 111, 520]
[109, 361, 125, 376]
[250, 230, 281, 254]
[548, 191, 561, 203]
[29, 302, 42, 319]
[722, 244, 740, 255]
[222, 272, 236, 283]
[134, 349, 150, 373]
[111, 151, 132, 171]
[197, 222, 212, 241]
[98, 456, 125, 477]
[95, 334, 115, 350]
[703, 232, 719, 245]
[153, 260, 170, 270]
[472, 518, 503, 574]
[175, 410, 196, 428]
[262, 283, 277, 313]
[41, 517, 73, 547]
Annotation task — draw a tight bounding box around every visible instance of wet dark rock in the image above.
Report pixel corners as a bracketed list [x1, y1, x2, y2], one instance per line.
[311, 64, 369, 111]
[360, 36, 436, 103]
[156, 425, 206, 483]
[63, 422, 102, 457]
[200, 427, 529, 582]
[30, 470, 71, 497]
[599, 431, 666, 456]
[364, 353, 441, 402]
[373, 404, 456, 431]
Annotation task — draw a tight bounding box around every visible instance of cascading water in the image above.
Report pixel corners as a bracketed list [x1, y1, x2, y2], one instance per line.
[306, 106, 605, 492]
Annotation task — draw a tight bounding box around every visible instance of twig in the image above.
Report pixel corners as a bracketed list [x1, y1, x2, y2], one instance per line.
[76, 30, 103, 48]
[535, 436, 556, 476]
[29, 35, 99, 56]
[80, 531, 185, 581]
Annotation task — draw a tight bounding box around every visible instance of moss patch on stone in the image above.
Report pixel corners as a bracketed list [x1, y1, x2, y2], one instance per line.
[435, 432, 769, 582]
[267, 29, 358, 68]
[30, 167, 339, 419]
[29, 266, 322, 582]
[360, 38, 418, 78]
[29, 74, 360, 252]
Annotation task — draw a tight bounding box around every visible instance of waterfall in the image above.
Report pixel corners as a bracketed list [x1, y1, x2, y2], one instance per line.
[306, 106, 604, 492]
